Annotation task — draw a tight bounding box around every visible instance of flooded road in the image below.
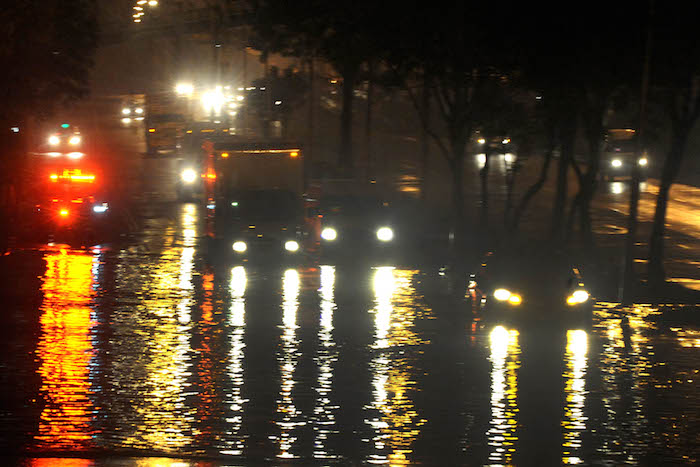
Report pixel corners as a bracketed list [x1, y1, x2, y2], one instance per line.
[0, 204, 698, 466]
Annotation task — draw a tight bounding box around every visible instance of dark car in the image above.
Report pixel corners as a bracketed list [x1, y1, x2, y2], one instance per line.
[600, 135, 649, 181]
[468, 248, 593, 322]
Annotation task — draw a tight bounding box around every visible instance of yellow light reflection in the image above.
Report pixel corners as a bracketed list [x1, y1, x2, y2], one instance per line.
[366, 268, 427, 465]
[314, 266, 338, 460]
[35, 249, 96, 450]
[562, 330, 588, 465]
[276, 269, 302, 459]
[112, 204, 196, 452]
[222, 266, 247, 456]
[487, 325, 520, 466]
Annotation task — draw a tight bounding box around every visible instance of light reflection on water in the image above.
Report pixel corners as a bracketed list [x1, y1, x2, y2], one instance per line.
[274, 269, 303, 459]
[486, 325, 520, 466]
[562, 329, 588, 465]
[365, 268, 428, 465]
[35, 248, 96, 450]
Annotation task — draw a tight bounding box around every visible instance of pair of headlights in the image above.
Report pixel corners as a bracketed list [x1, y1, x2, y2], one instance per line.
[611, 158, 648, 168]
[49, 135, 81, 146]
[233, 240, 299, 253]
[321, 227, 394, 242]
[493, 288, 590, 306]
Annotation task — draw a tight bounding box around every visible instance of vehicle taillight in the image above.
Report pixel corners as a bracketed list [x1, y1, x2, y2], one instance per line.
[148, 128, 156, 133]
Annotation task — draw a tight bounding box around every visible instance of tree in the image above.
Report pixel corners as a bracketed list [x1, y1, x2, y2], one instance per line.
[249, 0, 381, 172]
[647, 2, 700, 292]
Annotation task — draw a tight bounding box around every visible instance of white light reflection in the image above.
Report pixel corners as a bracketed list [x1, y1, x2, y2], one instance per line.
[276, 269, 303, 459]
[313, 266, 339, 460]
[373, 267, 395, 349]
[487, 325, 520, 466]
[222, 266, 248, 456]
[562, 329, 588, 465]
[177, 204, 197, 324]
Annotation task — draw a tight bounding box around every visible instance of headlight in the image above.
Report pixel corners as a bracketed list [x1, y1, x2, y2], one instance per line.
[494, 288, 511, 301]
[638, 157, 648, 166]
[508, 294, 522, 305]
[285, 240, 300, 252]
[93, 203, 109, 214]
[122, 108, 131, 115]
[232, 241, 247, 253]
[477, 138, 486, 145]
[611, 159, 622, 168]
[376, 227, 394, 242]
[321, 227, 337, 241]
[567, 289, 590, 306]
[135, 107, 144, 114]
[48, 135, 60, 145]
[181, 168, 197, 184]
[502, 138, 511, 145]
[69, 135, 81, 145]
[504, 153, 515, 163]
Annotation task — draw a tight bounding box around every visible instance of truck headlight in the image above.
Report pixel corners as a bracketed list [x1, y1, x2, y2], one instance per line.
[321, 227, 337, 241]
[494, 288, 511, 301]
[48, 135, 60, 145]
[181, 168, 197, 184]
[611, 159, 622, 168]
[377, 227, 394, 242]
[502, 138, 511, 145]
[122, 108, 131, 115]
[69, 136, 81, 145]
[638, 157, 648, 166]
[285, 240, 299, 252]
[477, 138, 486, 145]
[232, 241, 247, 253]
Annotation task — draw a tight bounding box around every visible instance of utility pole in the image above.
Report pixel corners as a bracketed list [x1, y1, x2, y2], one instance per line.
[621, 0, 654, 304]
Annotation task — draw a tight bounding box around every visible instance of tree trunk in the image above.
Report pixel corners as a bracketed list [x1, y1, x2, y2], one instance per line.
[648, 132, 688, 290]
[509, 127, 556, 232]
[551, 116, 576, 240]
[339, 65, 359, 171]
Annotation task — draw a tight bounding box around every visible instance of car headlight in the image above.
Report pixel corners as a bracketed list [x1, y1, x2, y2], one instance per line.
[93, 203, 109, 214]
[232, 241, 247, 253]
[122, 108, 131, 115]
[181, 168, 197, 184]
[508, 294, 522, 305]
[135, 107, 144, 114]
[504, 153, 515, 163]
[502, 138, 511, 145]
[494, 288, 511, 301]
[567, 289, 590, 305]
[477, 138, 486, 145]
[69, 136, 81, 145]
[611, 159, 622, 168]
[638, 157, 648, 166]
[48, 135, 60, 145]
[377, 227, 394, 242]
[321, 227, 337, 241]
[285, 240, 299, 252]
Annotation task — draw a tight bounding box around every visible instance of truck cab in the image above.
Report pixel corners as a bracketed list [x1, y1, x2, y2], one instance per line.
[203, 140, 310, 261]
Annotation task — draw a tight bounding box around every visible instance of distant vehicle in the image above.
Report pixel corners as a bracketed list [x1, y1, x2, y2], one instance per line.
[41, 124, 84, 156]
[31, 166, 112, 243]
[145, 93, 189, 155]
[468, 248, 593, 322]
[203, 140, 309, 261]
[472, 132, 518, 167]
[317, 192, 397, 259]
[600, 128, 649, 181]
[175, 122, 231, 201]
[120, 102, 145, 123]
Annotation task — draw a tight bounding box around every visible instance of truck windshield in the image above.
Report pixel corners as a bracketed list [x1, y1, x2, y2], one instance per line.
[230, 190, 299, 221]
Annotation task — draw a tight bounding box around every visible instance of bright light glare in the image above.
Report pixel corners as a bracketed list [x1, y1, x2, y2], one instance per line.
[69, 135, 81, 145]
[477, 153, 486, 164]
[93, 204, 108, 213]
[59, 209, 69, 217]
[478, 138, 486, 145]
[232, 241, 247, 253]
[122, 108, 131, 115]
[611, 159, 622, 168]
[567, 290, 590, 306]
[502, 138, 511, 144]
[121, 117, 132, 124]
[494, 288, 511, 301]
[376, 227, 394, 242]
[638, 157, 648, 166]
[504, 153, 515, 163]
[48, 135, 60, 145]
[181, 168, 197, 184]
[175, 83, 194, 96]
[508, 294, 522, 305]
[284, 240, 300, 252]
[321, 227, 337, 241]
[67, 152, 84, 159]
[148, 0, 158, 5]
[202, 87, 225, 115]
[135, 107, 143, 114]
